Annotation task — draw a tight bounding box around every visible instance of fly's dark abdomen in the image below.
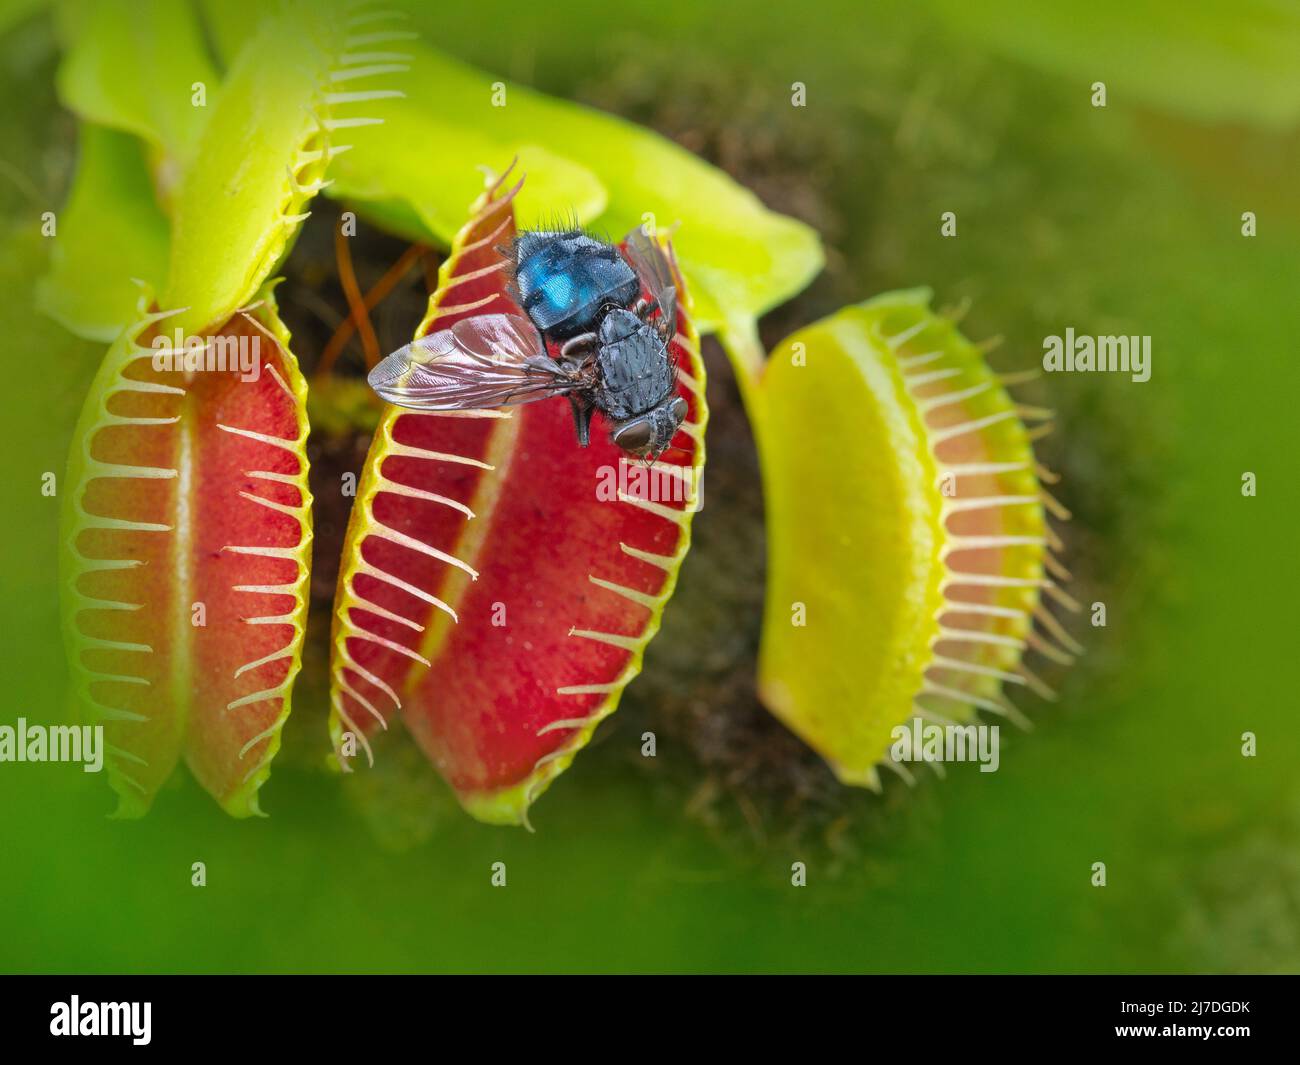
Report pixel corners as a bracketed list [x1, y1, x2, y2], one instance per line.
[513, 230, 640, 340]
[595, 308, 674, 420]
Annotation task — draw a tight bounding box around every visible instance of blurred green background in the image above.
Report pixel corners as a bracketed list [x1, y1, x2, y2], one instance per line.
[1, 0, 1297, 972]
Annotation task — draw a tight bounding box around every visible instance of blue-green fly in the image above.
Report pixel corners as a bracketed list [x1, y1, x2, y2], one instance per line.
[368, 225, 687, 461]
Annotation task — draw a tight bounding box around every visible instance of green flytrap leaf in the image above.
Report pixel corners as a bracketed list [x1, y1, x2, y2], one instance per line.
[40, 0, 213, 340]
[162, 5, 393, 336]
[752, 291, 1076, 786]
[35, 124, 169, 342]
[54, 0, 219, 197]
[331, 133, 608, 258]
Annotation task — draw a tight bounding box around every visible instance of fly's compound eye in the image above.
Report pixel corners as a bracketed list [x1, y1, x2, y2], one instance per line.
[670, 396, 689, 425]
[613, 418, 654, 454]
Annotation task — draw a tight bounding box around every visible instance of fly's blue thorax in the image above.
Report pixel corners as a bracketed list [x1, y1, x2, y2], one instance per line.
[512, 230, 640, 340]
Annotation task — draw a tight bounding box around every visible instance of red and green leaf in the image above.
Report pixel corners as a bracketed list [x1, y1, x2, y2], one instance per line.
[330, 168, 708, 827]
[60, 297, 313, 816]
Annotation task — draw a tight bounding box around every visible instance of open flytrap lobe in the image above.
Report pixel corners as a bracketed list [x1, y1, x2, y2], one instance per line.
[756, 290, 1078, 787]
[329, 168, 708, 828]
[60, 302, 313, 818]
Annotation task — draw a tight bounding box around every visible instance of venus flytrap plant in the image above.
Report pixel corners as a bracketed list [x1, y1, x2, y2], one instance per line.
[58, 2, 409, 816]
[46, 0, 1062, 829]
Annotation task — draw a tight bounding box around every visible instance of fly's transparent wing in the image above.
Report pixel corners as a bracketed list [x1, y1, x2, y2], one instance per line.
[622, 224, 678, 339]
[368, 313, 577, 411]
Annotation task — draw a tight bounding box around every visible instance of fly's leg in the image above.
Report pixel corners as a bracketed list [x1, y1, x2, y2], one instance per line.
[560, 332, 599, 362]
[635, 298, 672, 343]
[568, 394, 595, 447]
[558, 332, 601, 446]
